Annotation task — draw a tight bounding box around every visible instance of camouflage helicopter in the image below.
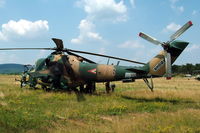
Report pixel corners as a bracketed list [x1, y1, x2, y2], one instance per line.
[0, 21, 193, 93]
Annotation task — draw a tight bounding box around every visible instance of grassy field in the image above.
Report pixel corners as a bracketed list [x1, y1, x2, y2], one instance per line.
[0, 75, 200, 133]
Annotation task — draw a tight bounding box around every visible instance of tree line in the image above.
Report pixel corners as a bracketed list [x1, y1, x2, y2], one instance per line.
[172, 63, 200, 74]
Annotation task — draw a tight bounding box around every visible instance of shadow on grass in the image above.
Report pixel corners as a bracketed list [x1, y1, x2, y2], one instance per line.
[75, 92, 86, 102]
[121, 95, 195, 104]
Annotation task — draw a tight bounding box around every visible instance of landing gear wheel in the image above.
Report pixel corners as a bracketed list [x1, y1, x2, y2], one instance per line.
[105, 82, 116, 93]
[85, 82, 96, 94]
[79, 85, 84, 93]
[105, 82, 111, 93]
[111, 84, 116, 92]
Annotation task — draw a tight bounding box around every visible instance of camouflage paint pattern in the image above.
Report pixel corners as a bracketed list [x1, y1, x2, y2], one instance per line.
[25, 40, 189, 89]
[147, 41, 189, 76]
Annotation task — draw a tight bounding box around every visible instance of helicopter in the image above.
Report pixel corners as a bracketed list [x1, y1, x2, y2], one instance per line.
[0, 21, 193, 93]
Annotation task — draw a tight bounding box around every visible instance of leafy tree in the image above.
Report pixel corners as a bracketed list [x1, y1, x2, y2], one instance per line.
[172, 63, 200, 75]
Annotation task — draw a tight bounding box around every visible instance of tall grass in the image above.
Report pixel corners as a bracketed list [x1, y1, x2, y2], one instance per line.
[0, 75, 200, 133]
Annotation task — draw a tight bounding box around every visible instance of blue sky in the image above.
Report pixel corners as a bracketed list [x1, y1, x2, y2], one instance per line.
[0, 0, 199, 65]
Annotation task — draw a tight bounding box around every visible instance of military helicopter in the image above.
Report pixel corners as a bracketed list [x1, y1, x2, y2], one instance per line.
[0, 21, 193, 93]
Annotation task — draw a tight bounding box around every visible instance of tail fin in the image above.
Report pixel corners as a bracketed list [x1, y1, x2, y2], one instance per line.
[147, 40, 189, 76]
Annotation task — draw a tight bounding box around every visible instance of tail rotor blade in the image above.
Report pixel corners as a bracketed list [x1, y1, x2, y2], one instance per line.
[139, 32, 163, 45]
[170, 21, 193, 42]
[138, 21, 192, 80]
[164, 52, 172, 80]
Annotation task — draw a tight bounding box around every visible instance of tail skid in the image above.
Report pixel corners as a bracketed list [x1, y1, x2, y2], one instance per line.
[143, 77, 154, 92]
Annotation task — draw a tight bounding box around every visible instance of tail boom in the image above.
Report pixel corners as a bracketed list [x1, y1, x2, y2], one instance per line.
[147, 41, 189, 77]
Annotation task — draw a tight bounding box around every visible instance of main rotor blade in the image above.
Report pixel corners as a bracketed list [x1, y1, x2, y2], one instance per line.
[164, 52, 172, 80]
[0, 48, 55, 50]
[66, 49, 146, 65]
[170, 21, 193, 42]
[66, 51, 96, 64]
[52, 38, 64, 50]
[139, 32, 163, 45]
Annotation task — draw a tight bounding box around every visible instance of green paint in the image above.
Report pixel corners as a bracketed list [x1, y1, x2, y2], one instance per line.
[114, 66, 130, 80]
[35, 58, 46, 71]
[114, 65, 148, 80]
[141, 63, 150, 73]
[170, 40, 189, 50]
[79, 62, 97, 81]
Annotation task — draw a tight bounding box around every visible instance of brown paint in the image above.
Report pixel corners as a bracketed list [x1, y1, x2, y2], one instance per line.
[97, 64, 115, 81]
[149, 51, 166, 76]
[149, 50, 177, 76]
[68, 55, 80, 77]
[39, 70, 50, 74]
[53, 54, 63, 61]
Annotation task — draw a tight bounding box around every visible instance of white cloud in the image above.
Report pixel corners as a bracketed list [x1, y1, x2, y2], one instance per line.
[170, 0, 184, 13]
[177, 6, 184, 12]
[72, 0, 128, 44]
[163, 22, 181, 32]
[71, 19, 102, 44]
[119, 40, 144, 49]
[0, 0, 5, 7]
[170, 0, 179, 4]
[0, 52, 18, 63]
[171, 5, 184, 13]
[37, 50, 47, 58]
[81, 0, 127, 22]
[185, 44, 200, 52]
[130, 0, 135, 8]
[0, 19, 49, 41]
[99, 47, 106, 54]
[192, 10, 198, 15]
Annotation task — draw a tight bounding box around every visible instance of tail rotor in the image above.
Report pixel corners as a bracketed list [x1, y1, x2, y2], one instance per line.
[139, 21, 193, 79]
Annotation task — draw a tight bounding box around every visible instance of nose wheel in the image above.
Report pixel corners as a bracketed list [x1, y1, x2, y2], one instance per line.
[79, 82, 96, 94]
[105, 82, 116, 93]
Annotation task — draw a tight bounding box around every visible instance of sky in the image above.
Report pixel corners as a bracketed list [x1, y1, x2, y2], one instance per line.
[0, 0, 199, 65]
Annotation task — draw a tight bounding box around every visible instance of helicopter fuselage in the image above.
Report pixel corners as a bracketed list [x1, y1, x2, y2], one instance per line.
[23, 40, 189, 92]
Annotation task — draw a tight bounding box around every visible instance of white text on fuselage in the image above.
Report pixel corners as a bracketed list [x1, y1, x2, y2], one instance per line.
[153, 59, 165, 71]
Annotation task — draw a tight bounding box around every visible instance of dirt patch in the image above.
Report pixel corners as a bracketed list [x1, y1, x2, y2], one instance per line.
[100, 116, 113, 122]
[0, 91, 5, 99]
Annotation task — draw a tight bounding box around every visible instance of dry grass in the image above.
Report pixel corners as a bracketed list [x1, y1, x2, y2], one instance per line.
[105, 109, 200, 133]
[0, 75, 200, 133]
